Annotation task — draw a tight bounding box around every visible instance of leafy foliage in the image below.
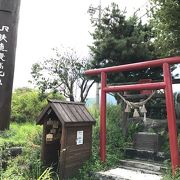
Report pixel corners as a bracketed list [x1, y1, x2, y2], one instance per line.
[11, 88, 64, 123]
[0, 123, 43, 179]
[89, 3, 162, 84]
[150, 0, 180, 57]
[38, 167, 59, 180]
[30, 48, 95, 102]
[0, 123, 61, 180]
[163, 167, 180, 180]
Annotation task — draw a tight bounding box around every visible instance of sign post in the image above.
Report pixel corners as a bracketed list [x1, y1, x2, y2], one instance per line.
[0, 0, 21, 130]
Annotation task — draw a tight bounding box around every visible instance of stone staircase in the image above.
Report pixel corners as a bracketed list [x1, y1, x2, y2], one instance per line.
[95, 159, 166, 180]
[119, 159, 166, 175]
[95, 132, 168, 180]
[124, 148, 168, 162]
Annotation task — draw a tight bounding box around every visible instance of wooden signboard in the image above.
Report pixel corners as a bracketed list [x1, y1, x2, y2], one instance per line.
[0, 0, 21, 130]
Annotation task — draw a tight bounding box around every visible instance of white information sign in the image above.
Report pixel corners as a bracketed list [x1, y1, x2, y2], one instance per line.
[76, 130, 83, 145]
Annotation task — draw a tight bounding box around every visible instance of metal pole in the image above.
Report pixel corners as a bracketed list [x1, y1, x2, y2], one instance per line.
[0, 0, 21, 130]
[95, 0, 102, 107]
[100, 71, 106, 161]
[163, 63, 180, 174]
[95, 83, 99, 106]
[98, 0, 102, 22]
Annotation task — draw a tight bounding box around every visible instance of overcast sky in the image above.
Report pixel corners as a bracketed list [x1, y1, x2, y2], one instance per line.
[13, 0, 149, 90]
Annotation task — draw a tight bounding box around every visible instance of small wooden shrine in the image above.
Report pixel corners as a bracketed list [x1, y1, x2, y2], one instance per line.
[36, 100, 96, 179]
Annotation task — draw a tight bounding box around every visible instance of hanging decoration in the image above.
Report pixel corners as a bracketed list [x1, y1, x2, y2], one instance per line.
[125, 104, 131, 113]
[46, 133, 53, 142]
[133, 109, 140, 117]
[52, 121, 59, 128]
[47, 118, 53, 125]
[140, 104, 147, 122]
[118, 91, 156, 122]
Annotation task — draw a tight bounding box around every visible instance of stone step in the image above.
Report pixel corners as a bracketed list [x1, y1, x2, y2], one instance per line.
[124, 148, 168, 162]
[119, 159, 166, 174]
[95, 167, 163, 180]
[118, 165, 162, 175]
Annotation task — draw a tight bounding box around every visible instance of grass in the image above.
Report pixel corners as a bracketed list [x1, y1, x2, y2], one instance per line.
[0, 123, 43, 180]
[0, 122, 42, 146]
[163, 167, 180, 180]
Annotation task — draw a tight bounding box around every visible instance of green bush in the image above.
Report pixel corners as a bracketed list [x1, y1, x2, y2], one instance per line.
[0, 123, 43, 180]
[11, 87, 64, 123]
[0, 123, 62, 180]
[163, 167, 180, 180]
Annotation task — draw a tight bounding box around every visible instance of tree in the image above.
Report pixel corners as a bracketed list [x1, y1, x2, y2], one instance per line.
[150, 0, 180, 57]
[89, 3, 162, 85]
[11, 88, 64, 123]
[30, 48, 95, 102]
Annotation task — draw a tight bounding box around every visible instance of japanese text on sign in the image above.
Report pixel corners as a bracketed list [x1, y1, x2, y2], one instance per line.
[0, 26, 9, 86]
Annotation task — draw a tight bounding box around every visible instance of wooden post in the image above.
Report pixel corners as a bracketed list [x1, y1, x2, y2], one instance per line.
[0, 0, 21, 130]
[163, 63, 180, 174]
[59, 126, 67, 179]
[100, 71, 106, 161]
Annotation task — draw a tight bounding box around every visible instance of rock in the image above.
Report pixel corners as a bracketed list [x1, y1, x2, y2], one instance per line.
[6, 147, 23, 157]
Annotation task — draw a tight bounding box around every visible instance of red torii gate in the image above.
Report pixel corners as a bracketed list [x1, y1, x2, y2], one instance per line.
[85, 56, 180, 174]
